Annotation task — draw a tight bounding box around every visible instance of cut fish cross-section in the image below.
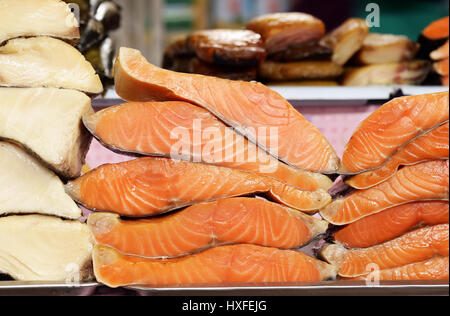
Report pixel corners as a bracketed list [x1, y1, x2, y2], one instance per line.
[0, 0, 80, 45]
[0, 142, 81, 219]
[0, 88, 94, 179]
[114, 47, 340, 174]
[83, 101, 333, 191]
[93, 244, 337, 288]
[0, 37, 103, 94]
[66, 157, 332, 217]
[88, 198, 329, 259]
[321, 160, 449, 225]
[0, 215, 93, 282]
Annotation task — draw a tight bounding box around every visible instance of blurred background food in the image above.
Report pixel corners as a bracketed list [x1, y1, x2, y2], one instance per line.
[65, 0, 449, 86]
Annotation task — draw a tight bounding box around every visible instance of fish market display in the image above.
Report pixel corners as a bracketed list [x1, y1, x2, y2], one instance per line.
[356, 33, 420, 65]
[0, 37, 103, 94]
[320, 18, 369, 66]
[0, 142, 81, 219]
[334, 201, 450, 249]
[0, 215, 93, 282]
[83, 101, 333, 191]
[93, 244, 337, 288]
[347, 122, 449, 189]
[259, 60, 344, 81]
[321, 160, 449, 225]
[340, 92, 449, 174]
[246, 13, 326, 55]
[321, 225, 449, 278]
[66, 157, 332, 217]
[346, 257, 449, 281]
[0, 0, 79, 45]
[114, 47, 340, 174]
[0, 88, 94, 179]
[88, 198, 328, 259]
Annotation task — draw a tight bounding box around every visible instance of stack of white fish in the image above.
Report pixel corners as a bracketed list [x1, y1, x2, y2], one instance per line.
[0, 0, 103, 282]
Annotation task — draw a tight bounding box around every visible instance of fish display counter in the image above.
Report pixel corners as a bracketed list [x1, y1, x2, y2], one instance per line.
[0, 0, 449, 297]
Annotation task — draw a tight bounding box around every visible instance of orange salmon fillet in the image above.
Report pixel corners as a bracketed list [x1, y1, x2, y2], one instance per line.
[347, 122, 449, 189]
[321, 224, 449, 278]
[88, 198, 329, 259]
[422, 16, 449, 40]
[341, 92, 449, 174]
[114, 47, 340, 174]
[334, 201, 449, 248]
[84, 101, 332, 191]
[321, 160, 449, 225]
[66, 158, 332, 217]
[345, 257, 449, 281]
[93, 244, 338, 288]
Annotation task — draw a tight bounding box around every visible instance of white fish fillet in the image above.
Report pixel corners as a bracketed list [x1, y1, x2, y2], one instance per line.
[0, 88, 93, 178]
[0, 37, 103, 94]
[0, 142, 81, 219]
[0, 0, 80, 45]
[0, 215, 93, 282]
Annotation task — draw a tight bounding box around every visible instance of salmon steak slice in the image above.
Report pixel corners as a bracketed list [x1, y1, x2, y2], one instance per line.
[334, 201, 449, 249]
[321, 224, 449, 278]
[88, 198, 329, 259]
[93, 244, 338, 288]
[83, 101, 333, 191]
[66, 157, 332, 217]
[340, 92, 449, 174]
[344, 257, 449, 281]
[321, 160, 449, 225]
[422, 16, 449, 40]
[114, 47, 340, 174]
[346, 122, 449, 189]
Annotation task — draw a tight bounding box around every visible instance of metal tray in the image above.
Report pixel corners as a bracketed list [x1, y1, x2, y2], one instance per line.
[0, 281, 99, 296]
[1, 281, 447, 296]
[98, 85, 448, 107]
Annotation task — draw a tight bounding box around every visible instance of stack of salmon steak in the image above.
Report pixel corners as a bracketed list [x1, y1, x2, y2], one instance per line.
[0, 0, 103, 282]
[320, 92, 449, 281]
[65, 46, 343, 288]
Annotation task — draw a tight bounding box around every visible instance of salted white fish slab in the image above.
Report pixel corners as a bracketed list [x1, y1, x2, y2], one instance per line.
[0, 0, 80, 45]
[0, 215, 93, 282]
[0, 37, 103, 94]
[0, 88, 93, 178]
[0, 142, 81, 219]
